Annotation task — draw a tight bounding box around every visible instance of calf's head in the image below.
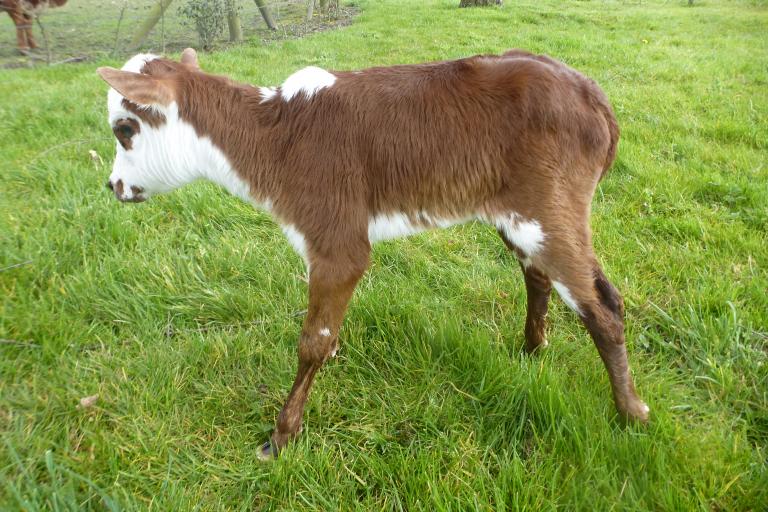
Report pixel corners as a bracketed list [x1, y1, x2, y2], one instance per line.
[97, 49, 203, 202]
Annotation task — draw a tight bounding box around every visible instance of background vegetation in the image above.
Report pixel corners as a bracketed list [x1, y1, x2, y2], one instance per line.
[0, 0, 351, 67]
[1, 0, 766, 509]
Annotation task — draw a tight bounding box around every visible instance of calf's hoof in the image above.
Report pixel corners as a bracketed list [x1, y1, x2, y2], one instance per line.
[524, 338, 549, 354]
[257, 441, 276, 461]
[619, 399, 650, 424]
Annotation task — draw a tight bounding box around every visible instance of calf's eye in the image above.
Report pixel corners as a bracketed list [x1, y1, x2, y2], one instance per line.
[112, 119, 140, 150]
[119, 124, 134, 138]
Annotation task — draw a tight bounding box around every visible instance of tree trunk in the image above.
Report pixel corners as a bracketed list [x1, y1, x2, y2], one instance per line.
[253, 0, 277, 30]
[306, 0, 314, 22]
[459, 0, 502, 6]
[227, 3, 242, 41]
[129, 0, 174, 50]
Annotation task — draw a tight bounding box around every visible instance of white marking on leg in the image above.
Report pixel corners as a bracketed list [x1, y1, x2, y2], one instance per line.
[319, 327, 331, 337]
[552, 281, 582, 314]
[281, 67, 336, 101]
[496, 213, 545, 257]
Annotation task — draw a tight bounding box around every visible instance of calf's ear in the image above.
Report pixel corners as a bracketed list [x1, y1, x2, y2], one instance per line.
[180, 48, 199, 70]
[97, 67, 174, 107]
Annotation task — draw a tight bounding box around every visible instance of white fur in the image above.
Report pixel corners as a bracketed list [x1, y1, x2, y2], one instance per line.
[281, 66, 336, 101]
[368, 213, 424, 242]
[121, 53, 158, 73]
[259, 86, 278, 103]
[495, 213, 545, 257]
[106, 98, 269, 207]
[282, 225, 308, 263]
[553, 281, 581, 314]
[319, 328, 331, 337]
[367, 212, 472, 243]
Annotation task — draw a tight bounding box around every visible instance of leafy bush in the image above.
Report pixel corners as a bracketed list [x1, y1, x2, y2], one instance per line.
[178, 0, 226, 50]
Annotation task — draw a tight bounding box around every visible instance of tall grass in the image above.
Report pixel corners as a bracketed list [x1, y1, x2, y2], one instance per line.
[1, 0, 766, 510]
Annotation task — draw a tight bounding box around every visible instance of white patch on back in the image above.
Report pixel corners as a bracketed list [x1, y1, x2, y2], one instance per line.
[259, 86, 278, 103]
[282, 225, 308, 264]
[553, 281, 581, 314]
[281, 66, 336, 101]
[495, 213, 545, 257]
[319, 328, 331, 337]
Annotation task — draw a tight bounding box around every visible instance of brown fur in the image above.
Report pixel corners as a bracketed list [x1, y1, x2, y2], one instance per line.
[1, 0, 67, 52]
[100, 49, 648, 457]
[121, 99, 167, 128]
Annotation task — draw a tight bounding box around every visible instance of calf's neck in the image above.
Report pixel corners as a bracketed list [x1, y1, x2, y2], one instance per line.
[98, 48, 649, 458]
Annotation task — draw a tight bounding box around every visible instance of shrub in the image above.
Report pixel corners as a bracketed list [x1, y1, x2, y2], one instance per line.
[178, 0, 226, 50]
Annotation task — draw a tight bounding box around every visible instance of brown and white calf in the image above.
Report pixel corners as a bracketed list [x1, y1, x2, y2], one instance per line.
[97, 48, 649, 458]
[1, 0, 67, 53]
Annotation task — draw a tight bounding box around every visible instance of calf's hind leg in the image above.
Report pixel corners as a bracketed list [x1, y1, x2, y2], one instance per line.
[543, 246, 649, 422]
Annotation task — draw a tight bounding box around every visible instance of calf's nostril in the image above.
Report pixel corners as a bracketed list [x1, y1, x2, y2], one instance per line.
[106, 180, 114, 191]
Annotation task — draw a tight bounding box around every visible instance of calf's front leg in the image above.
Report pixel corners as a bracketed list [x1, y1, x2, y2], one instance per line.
[260, 250, 369, 459]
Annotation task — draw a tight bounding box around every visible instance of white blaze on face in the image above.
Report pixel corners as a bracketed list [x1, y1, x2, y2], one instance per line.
[280, 66, 336, 101]
[105, 54, 261, 206]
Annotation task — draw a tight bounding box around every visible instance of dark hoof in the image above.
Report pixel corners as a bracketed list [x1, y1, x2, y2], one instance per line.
[257, 441, 276, 461]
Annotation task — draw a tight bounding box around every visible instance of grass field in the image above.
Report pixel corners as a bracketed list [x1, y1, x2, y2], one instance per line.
[1, 0, 767, 509]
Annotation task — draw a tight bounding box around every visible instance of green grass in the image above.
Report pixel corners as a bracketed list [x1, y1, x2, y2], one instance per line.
[1, 0, 767, 509]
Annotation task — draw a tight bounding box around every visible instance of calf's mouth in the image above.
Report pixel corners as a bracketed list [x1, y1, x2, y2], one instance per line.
[107, 179, 146, 203]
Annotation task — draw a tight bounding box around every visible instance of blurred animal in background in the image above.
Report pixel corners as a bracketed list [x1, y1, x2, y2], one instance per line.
[1, 0, 67, 53]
